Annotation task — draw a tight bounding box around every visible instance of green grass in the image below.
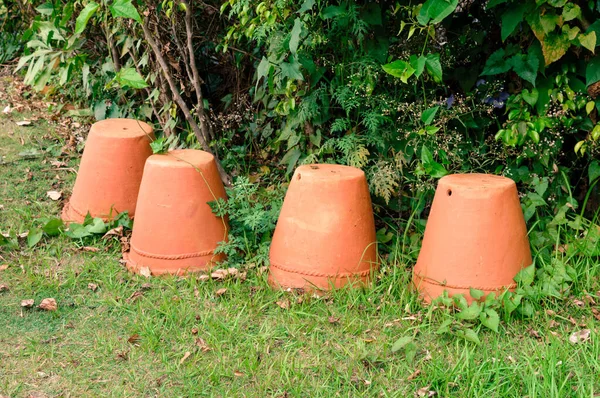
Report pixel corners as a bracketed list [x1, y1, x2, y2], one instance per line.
[1, 77, 599, 397]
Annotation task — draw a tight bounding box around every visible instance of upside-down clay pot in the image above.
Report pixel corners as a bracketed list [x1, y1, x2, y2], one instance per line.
[124, 149, 228, 275]
[413, 174, 532, 303]
[268, 164, 379, 290]
[62, 118, 154, 223]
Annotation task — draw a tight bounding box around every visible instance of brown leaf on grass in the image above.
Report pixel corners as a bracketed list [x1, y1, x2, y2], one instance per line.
[126, 291, 143, 303]
[276, 299, 290, 309]
[191, 327, 198, 335]
[115, 350, 129, 361]
[0, 284, 8, 292]
[234, 370, 245, 377]
[141, 283, 152, 290]
[103, 226, 123, 239]
[215, 288, 227, 297]
[16, 120, 32, 126]
[0, 264, 8, 271]
[592, 308, 600, 321]
[120, 236, 130, 253]
[572, 298, 585, 308]
[81, 246, 99, 252]
[180, 351, 191, 364]
[415, 386, 436, 397]
[39, 298, 57, 311]
[21, 299, 35, 308]
[139, 267, 151, 278]
[46, 190, 62, 201]
[195, 337, 211, 352]
[210, 267, 239, 280]
[584, 294, 596, 305]
[528, 328, 542, 339]
[548, 320, 559, 329]
[128, 334, 141, 345]
[328, 315, 340, 324]
[407, 369, 422, 381]
[569, 329, 591, 344]
[257, 266, 268, 274]
[88, 283, 98, 292]
[49, 160, 67, 168]
[2, 105, 11, 114]
[198, 274, 210, 282]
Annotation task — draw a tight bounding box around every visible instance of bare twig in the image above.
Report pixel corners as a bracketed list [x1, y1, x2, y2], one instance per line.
[104, 23, 121, 72]
[141, 19, 230, 185]
[181, 0, 214, 142]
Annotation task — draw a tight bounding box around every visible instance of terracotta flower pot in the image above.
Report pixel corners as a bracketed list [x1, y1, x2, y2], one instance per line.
[413, 173, 532, 303]
[62, 118, 154, 223]
[124, 149, 228, 275]
[268, 164, 379, 290]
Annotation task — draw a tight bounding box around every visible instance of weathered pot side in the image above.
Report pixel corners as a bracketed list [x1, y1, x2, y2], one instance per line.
[413, 173, 532, 303]
[61, 118, 154, 223]
[268, 164, 379, 291]
[124, 149, 228, 276]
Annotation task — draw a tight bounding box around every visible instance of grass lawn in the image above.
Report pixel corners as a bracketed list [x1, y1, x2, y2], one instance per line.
[1, 73, 599, 397]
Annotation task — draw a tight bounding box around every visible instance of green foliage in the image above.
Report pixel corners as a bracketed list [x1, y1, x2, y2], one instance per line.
[0, 34, 21, 64]
[209, 177, 285, 267]
[25, 212, 132, 249]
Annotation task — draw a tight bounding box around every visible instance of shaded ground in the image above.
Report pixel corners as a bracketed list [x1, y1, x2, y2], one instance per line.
[0, 71, 599, 397]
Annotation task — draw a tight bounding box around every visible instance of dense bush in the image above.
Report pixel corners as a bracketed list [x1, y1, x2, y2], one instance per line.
[4, 0, 600, 257]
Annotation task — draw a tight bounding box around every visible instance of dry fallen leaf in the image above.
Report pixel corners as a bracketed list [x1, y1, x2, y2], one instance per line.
[0, 264, 8, 271]
[234, 370, 245, 377]
[120, 236, 130, 253]
[39, 298, 57, 311]
[423, 350, 432, 361]
[0, 284, 8, 292]
[210, 267, 239, 280]
[21, 299, 35, 308]
[328, 315, 340, 324]
[126, 291, 143, 303]
[407, 369, 422, 381]
[195, 337, 211, 352]
[139, 267, 151, 278]
[416, 386, 436, 397]
[49, 160, 67, 168]
[191, 327, 198, 335]
[276, 299, 290, 309]
[215, 288, 227, 297]
[569, 329, 591, 344]
[88, 283, 98, 292]
[81, 246, 100, 252]
[46, 190, 62, 201]
[180, 351, 191, 364]
[2, 105, 11, 114]
[115, 350, 129, 361]
[128, 334, 141, 345]
[16, 120, 31, 126]
[103, 226, 123, 239]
